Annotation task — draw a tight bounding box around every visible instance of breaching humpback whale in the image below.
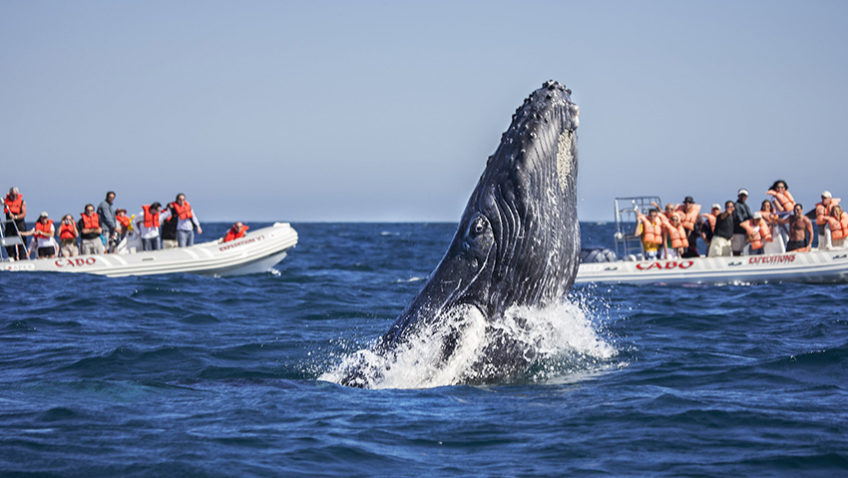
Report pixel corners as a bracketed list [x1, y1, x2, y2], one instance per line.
[341, 81, 580, 387]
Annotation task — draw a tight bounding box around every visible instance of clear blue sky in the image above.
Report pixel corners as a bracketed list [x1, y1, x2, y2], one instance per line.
[2, 1, 847, 222]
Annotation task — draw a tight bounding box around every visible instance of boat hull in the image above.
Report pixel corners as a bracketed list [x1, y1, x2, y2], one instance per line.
[576, 249, 848, 285]
[2, 222, 298, 278]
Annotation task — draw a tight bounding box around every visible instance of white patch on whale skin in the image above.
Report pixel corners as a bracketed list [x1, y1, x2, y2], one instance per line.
[556, 130, 574, 192]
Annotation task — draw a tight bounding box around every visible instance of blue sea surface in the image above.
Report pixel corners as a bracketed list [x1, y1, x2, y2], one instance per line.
[1, 222, 847, 476]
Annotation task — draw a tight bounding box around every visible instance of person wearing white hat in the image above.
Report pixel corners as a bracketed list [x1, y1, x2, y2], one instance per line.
[732, 188, 753, 256]
[814, 190, 841, 243]
[19, 212, 58, 259]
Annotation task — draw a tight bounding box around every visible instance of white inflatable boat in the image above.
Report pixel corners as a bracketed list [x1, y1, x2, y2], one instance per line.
[575, 197, 848, 285]
[2, 222, 297, 278]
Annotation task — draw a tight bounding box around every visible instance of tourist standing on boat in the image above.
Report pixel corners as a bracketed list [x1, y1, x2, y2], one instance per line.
[782, 203, 813, 252]
[759, 200, 784, 254]
[708, 201, 735, 257]
[97, 191, 117, 252]
[814, 191, 841, 240]
[700, 203, 721, 249]
[635, 209, 663, 260]
[58, 214, 79, 257]
[114, 209, 131, 242]
[169, 193, 202, 247]
[20, 212, 58, 259]
[135, 202, 164, 251]
[732, 189, 753, 256]
[662, 214, 688, 259]
[766, 180, 795, 213]
[740, 212, 770, 256]
[3, 186, 27, 260]
[78, 204, 105, 255]
[826, 205, 848, 250]
[160, 202, 178, 249]
[676, 196, 701, 258]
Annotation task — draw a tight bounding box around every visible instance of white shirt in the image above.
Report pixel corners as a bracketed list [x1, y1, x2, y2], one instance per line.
[134, 210, 164, 239]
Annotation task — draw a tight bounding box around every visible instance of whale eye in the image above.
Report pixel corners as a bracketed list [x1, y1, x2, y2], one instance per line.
[469, 215, 488, 236]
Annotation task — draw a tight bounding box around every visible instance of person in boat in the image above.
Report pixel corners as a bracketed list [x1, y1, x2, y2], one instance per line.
[766, 179, 795, 213]
[759, 199, 784, 254]
[740, 211, 771, 256]
[634, 209, 662, 260]
[168, 193, 202, 247]
[732, 188, 753, 256]
[20, 212, 59, 259]
[3, 186, 27, 260]
[825, 205, 848, 250]
[134, 202, 165, 251]
[708, 201, 735, 257]
[223, 222, 250, 243]
[676, 196, 701, 258]
[700, 203, 721, 249]
[78, 204, 105, 255]
[814, 190, 841, 240]
[97, 191, 117, 252]
[662, 213, 689, 259]
[160, 202, 179, 249]
[781, 203, 813, 252]
[114, 208, 131, 243]
[58, 214, 80, 258]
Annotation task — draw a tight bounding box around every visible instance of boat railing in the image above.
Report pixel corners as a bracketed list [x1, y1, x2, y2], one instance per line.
[613, 196, 662, 260]
[1, 218, 30, 261]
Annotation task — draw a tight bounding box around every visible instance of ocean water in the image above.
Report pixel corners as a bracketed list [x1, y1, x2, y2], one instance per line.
[1, 222, 847, 476]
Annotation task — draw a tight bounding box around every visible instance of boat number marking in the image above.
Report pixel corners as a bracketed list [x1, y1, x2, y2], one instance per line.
[54, 257, 97, 268]
[748, 254, 796, 265]
[5, 263, 35, 271]
[636, 260, 694, 271]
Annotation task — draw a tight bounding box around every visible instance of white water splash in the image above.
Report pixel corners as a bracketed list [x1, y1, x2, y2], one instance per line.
[319, 300, 617, 389]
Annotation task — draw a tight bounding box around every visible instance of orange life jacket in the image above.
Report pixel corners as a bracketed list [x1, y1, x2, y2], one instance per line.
[142, 205, 159, 228]
[816, 199, 841, 225]
[60, 222, 77, 240]
[116, 215, 131, 229]
[665, 222, 689, 249]
[172, 200, 193, 220]
[35, 219, 53, 238]
[827, 212, 848, 240]
[702, 213, 717, 233]
[768, 189, 795, 212]
[676, 204, 701, 232]
[741, 219, 770, 250]
[81, 212, 100, 230]
[4, 193, 23, 215]
[224, 224, 250, 243]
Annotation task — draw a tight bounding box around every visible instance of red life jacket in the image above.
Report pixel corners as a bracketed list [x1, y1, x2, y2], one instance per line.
[60, 222, 77, 240]
[142, 205, 159, 228]
[828, 212, 848, 240]
[35, 219, 53, 238]
[224, 224, 249, 243]
[116, 215, 131, 229]
[172, 200, 193, 220]
[4, 193, 23, 215]
[81, 212, 100, 230]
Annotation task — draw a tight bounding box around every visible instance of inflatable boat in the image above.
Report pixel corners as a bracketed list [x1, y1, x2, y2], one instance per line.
[575, 197, 848, 285]
[2, 222, 297, 277]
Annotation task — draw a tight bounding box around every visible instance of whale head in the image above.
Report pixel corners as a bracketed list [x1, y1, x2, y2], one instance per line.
[342, 81, 580, 386]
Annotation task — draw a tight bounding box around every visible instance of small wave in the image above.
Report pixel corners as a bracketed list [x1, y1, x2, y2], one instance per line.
[319, 301, 617, 389]
[394, 276, 426, 283]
